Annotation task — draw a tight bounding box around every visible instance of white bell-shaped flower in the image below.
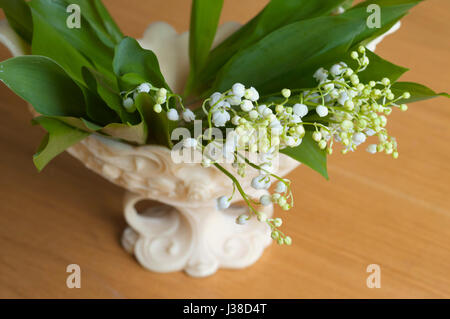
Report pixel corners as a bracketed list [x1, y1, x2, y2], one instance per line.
[216, 196, 230, 210]
[352, 132, 367, 145]
[232, 83, 246, 98]
[212, 110, 230, 127]
[316, 105, 329, 117]
[240, 99, 254, 112]
[167, 108, 179, 121]
[210, 92, 224, 107]
[313, 67, 328, 82]
[137, 82, 152, 93]
[293, 103, 308, 117]
[366, 144, 377, 154]
[183, 138, 197, 149]
[182, 109, 195, 122]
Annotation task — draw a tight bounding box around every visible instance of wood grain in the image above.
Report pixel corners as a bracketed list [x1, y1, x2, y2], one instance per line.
[0, 0, 449, 298]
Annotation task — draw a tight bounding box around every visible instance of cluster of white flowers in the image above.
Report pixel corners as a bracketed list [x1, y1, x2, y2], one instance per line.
[305, 46, 409, 157]
[196, 84, 321, 244]
[121, 83, 196, 123]
[204, 84, 307, 152]
[120, 47, 412, 246]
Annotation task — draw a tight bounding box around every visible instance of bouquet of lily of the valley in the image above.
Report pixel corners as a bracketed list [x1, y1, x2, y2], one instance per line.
[0, 0, 447, 245]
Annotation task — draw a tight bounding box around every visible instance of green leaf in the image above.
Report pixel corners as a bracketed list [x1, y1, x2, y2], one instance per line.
[185, 0, 223, 95]
[192, 0, 348, 95]
[360, 50, 408, 83]
[213, 16, 366, 95]
[92, 0, 123, 44]
[0, 55, 86, 117]
[188, 0, 223, 71]
[30, 3, 94, 86]
[113, 37, 170, 91]
[343, 0, 422, 46]
[81, 66, 136, 124]
[390, 82, 449, 104]
[281, 131, 328, 179]
[102, 93, 148, 145]
[119, 73, 148, 87]
[43, 112, 148, 145]
[135, 93, 174, 147]
[55, 116, 103, 132]
[32, 116, 90, 171]
[60, 0, 123, 48]
[0, 0, 33, 43]
[101, 121, 147, 145]
[100, 92, 149, 145]
[51, 94, 162, 146]
[48, 114, 148, 145]
[63, 93, 164, 146]
[78, 79, 120, 126]
[259, 39, 356, 94]
[29, 0, 114, 75]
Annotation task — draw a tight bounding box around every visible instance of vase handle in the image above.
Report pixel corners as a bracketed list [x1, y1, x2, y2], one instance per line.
[123, 191, 150, 235]
[122, 191, 194, 272]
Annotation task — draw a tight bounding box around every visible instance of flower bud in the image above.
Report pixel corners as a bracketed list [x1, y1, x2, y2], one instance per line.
[249, 110, 259, 120]
[367, 144, 377, 154]
[216, 196, 230, 210]
[123, 97, 134, 110]
[260, 195, 272, 206]
[167, 108, 179, 121]
[275, 104, 284, 113]
[240, 100, 253, 112]
[153, 104, 162, 113]
[350, 74, 359, 85]
[281, 89, 291, 98]
[275, 182, 287, 193]
[344, 100, 354, 111]
[316, 105, 329, 117]
[236, 214, 249, 225]
[257, 213, 267, 222]
[341, 120, 354, 131]
[312, 131, 322, 142]
[293, 103, 308, 117]
[274, 218, 283, 227]
[284, 236, 292, 246]
[296, 125, 305, 137]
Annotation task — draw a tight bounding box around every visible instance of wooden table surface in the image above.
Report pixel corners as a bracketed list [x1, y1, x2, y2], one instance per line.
[0, 0, 449, 299]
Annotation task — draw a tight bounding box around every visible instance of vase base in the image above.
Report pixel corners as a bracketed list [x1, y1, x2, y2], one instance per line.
[121, 193, 273, 277]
